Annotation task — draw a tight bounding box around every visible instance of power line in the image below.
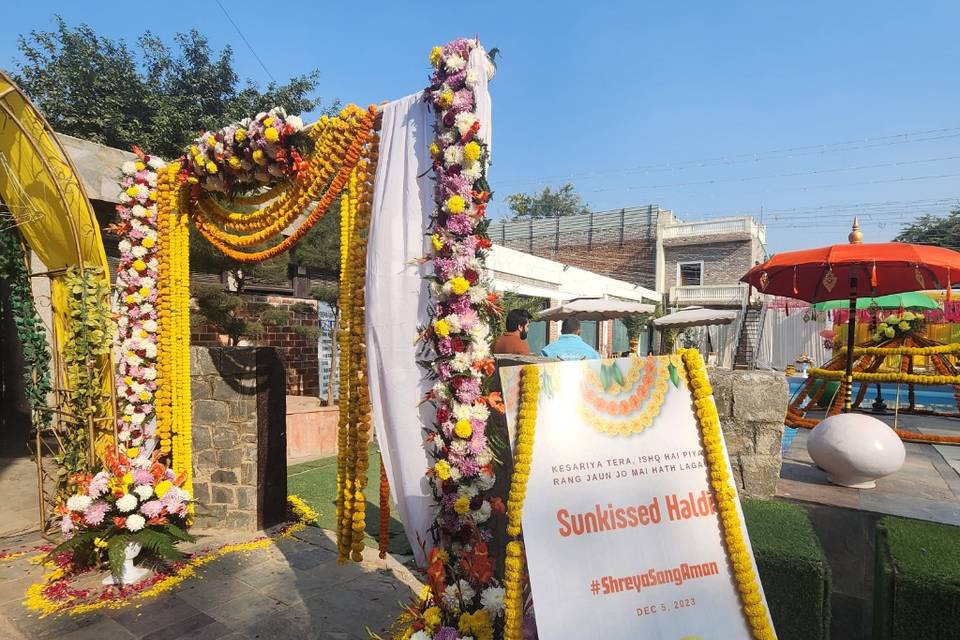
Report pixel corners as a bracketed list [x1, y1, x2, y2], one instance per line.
[495, 127, 960, 189]
[215, 0, 277, 83]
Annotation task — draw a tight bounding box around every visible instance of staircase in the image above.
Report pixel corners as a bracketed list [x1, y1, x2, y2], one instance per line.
[734, 304, 764, 369]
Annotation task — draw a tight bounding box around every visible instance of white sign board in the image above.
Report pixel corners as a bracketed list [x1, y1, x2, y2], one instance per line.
[501, 356, 775, 640]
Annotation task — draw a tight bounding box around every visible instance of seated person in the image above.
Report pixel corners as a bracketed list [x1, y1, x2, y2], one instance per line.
[540, 318, 601, 360]
[493, 309, 533, 355]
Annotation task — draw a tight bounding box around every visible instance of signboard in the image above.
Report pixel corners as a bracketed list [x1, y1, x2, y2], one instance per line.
[501, 355, 775, 639]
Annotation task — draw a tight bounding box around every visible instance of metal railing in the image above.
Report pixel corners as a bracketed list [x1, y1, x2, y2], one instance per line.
[661, 217, 764, 241]
[671, 284, 749, 306]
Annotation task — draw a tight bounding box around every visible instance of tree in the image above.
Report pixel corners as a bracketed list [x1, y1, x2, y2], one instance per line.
[895, 208, 960, 250]
[191, 284, 295, 346]
[492, 291, 547, 338]
[505, 183, 590, 220]
[12, 17, 324, 159]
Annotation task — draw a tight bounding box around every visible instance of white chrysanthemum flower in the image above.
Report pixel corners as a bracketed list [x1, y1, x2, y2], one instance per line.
[465, 69, 478, 89]
[118, 192, 132, 204]
[451, 352, 472, 373]
[142, 319, 157, 332]
[144, 344, 157, 359]
[470, 404, 490, 421]
[143, 368, 157, 381]
[122, 161, 137, 174]
[132, 456, 152, 469]
[442, 579, 476, 610]
[476, 449, 494, 466]
[147, 157, 166, 170]
[444, 314, 463, 332]
[477, 471, 496, 492]
[439, 130, 457, 146]
[455, 112, 477, 137]
[118, 240, 132, 253]
[285, 114, 304, 130]
[432, 381, 450, 399]
[130, 412, 146, 425]
[135, 184, 151, 199]
[134, 485, 153, 501]
[116, 494, 138, 513]
[410, 632, 431, 640]
[443, 145, 464, 167]
[131, 246, 147, 258]
[473, 500, 492, 524]
[459, 483, 479, 499]
[125, 513, 146, 531]
[445, 53, 467, 72]
[449, 440, 469, 456]
[481, 586, 506, 615]
[130, 205, 147, 219]
[66, 494, 93, 512]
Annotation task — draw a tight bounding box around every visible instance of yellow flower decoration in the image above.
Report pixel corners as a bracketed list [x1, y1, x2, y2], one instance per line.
[155, 480, 172, 498]
[463, 141, 481, 163]
[126, 447, 139, 459]
[252, 149, 266, 165]
[454, 496, 471, 515]
[263, 116, 274, 126]
[445, 195, 466, 214]
[141, 237, 154, 249]
[264, 127, 279, 143]
[228, 156, 242, 168]
[454, 419, 473, 439]
[126, 186, 138, 197]
[431, 233, 444, 251]
[423, 606, 441, 629]
[433, 460, 451, 480]
[433, 318, 450, 338]
[449, 276, 470, 296]
[234, 129, 247, 142]
[134, 161, 145, 171]
[429, 142, 441, 158]
[133, 259, 146, 271]
[205, 161, 218, 174]
[429, 46, 444, 67]
[438, 89, 453, 109]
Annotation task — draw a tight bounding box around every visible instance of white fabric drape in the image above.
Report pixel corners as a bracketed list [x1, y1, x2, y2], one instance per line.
[754, 309, 827, 370]
[706, 316, 740, 369]
[365, 47, 493, 566]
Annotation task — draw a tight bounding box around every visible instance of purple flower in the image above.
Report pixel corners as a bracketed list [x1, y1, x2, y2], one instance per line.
[88, 472, 109, 498]
[140, 500, 163, 518]
[445, 214, 474, 236]
[458, 308, 478, 331]
[434, 627, 459, 640]
[133, 469, 154, 485]
[84, 501, 109, 526]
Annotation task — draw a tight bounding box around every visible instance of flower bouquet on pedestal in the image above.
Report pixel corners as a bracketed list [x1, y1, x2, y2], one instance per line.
[873, 311, 925, 342]
[50, 446, 194, 586]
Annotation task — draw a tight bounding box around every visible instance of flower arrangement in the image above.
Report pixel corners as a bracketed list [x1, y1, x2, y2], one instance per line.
[49, 445, 193, 582]
[387, 38, 505, 640]
[873, 311, 924, 342]
[182, 107, 308, 194]
[680, 349, 775, 640]
[113, 151, 164, 458]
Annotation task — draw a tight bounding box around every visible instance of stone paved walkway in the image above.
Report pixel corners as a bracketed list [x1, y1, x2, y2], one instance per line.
[0, 526, 422, 640]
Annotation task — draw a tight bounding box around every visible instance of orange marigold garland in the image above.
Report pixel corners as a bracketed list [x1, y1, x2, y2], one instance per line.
[378, 451, 391, 559]
[680, 348, 776, 640]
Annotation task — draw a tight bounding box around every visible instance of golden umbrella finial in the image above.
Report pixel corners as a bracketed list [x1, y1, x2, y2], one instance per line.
[849, 216, 863, 244]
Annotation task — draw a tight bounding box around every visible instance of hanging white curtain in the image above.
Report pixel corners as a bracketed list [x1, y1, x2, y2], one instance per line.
[365, 47, 493, 566]
[754, 309, 827, 370]
[706, 315, 740, 369]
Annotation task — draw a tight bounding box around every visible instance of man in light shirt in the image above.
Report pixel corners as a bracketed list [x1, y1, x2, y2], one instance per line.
[540, 318, 600, 360]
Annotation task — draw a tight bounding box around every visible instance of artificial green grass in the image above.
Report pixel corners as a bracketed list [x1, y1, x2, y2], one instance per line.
[287, 446, 413, 556]
[742, 499, 831, 640]
[875, 516, 960, 640]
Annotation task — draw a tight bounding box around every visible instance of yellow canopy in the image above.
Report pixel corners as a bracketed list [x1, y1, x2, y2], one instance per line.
[0, 70, 113, 423]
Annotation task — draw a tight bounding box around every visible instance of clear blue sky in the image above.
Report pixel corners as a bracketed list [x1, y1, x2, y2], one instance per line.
[2, 1, 959, 252]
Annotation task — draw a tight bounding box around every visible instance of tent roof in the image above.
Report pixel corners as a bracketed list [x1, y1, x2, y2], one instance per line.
[538, 297, 655, 321]
[653, 306, 738, 329]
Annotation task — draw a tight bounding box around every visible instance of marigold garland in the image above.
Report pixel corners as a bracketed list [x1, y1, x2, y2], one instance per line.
[503, 365, 540, 640]
[334, 133, 379, 563]
[24, 496, 318, 618]
[378, 452, 391, 559]
[809, 368, 960, 385]
[843, 343, 960, 356]
[679, 349, 775, 640]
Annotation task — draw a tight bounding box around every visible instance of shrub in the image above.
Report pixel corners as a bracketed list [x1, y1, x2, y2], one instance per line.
[875, 517, 960, 640]
[743, 499, 831, 640]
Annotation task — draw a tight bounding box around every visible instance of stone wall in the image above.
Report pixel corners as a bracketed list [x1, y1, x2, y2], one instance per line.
[191, 346, 287, 530]
[192, 295, 321, 397]
[707, 368, 787, 498]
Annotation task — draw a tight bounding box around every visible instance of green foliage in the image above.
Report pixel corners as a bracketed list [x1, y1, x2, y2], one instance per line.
[875, 517, 960, 640]
[294, 325, 322, 341]
[310, 283, 339, 308]
[290, 203, 342, 272]
[259, 307, 291, 327]
[742, 499, 831, 640]
[895, 207, 960, 250]
[620, 313, 652, 342]
[492, 291, 546, 338]
[13, 17, 323, 159]
[0, 229, 52, 432]
[506, 182, 590, 220]
[60, 265, 113, 495]
[290, 301, 315, 315]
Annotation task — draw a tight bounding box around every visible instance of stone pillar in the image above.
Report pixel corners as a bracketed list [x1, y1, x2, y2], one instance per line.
[190, 347, 287, 530]
[707, 368, 787, 498]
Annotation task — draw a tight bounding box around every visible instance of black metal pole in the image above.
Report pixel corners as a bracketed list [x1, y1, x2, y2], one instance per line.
[844, 275, 858, 412]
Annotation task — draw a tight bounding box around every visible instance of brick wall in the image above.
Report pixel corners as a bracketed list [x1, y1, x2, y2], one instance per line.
[191, 295, 321, 397]
[522, 239, 658, 288]
[663, 238, 755, 288]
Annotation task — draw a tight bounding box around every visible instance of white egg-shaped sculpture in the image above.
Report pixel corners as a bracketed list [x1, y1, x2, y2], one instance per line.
[807, 413, 905, 489]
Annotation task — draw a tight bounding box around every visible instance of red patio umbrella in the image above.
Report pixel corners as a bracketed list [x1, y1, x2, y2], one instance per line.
[740, 220, 960, 411]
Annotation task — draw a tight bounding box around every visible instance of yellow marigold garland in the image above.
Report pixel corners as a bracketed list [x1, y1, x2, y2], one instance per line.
[503, 365, 540, 640]
[24, 496, 318, 618]
[156, 164, 193, 505]
[334, 130, 379, 563]
[809, 368, 960, 385]
[679, 349, 775, 640]
[843, 343, 960, 356]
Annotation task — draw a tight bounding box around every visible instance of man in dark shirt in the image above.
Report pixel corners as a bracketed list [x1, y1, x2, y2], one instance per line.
[494, 309, 533, 355]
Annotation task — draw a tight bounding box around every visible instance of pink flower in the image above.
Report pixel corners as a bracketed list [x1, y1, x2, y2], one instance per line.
[83, 501, 109, 526]
[140, 500, 163, 518]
